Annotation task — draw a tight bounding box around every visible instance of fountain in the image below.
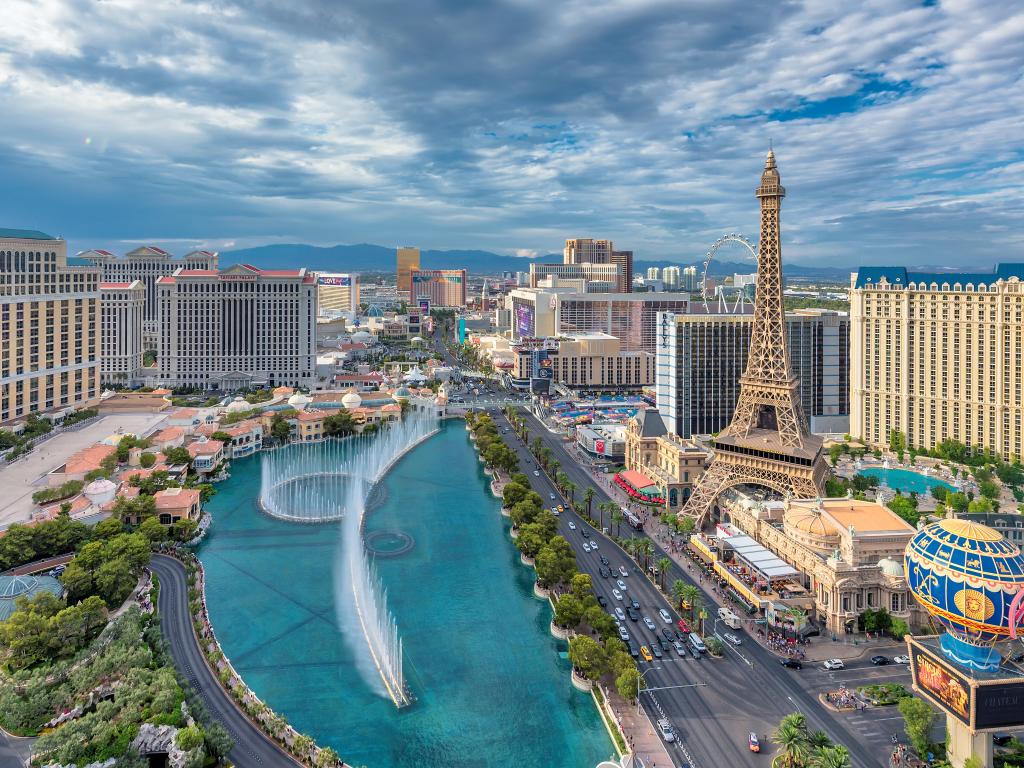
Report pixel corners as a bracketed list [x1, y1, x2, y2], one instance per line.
[258, 416, 438, 706]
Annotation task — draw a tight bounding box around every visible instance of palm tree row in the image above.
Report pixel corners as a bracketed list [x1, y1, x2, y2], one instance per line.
[773, 713, 851, 768]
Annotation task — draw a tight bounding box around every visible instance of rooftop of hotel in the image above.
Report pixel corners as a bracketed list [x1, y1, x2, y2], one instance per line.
[0, 227, 58, 240]
[855, 263, 1024, 289]
[63, 443, 117, 475]
[788, 497, 915, 535]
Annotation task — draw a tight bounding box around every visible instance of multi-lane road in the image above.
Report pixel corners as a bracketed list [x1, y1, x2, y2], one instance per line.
[490, 406, 905, 768]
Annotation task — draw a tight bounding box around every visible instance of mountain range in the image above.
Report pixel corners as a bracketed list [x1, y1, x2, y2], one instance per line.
[222, 242, 851, 280]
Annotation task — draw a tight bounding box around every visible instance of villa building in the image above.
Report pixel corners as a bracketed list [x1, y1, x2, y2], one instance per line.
[187, 438, 224, 476]
[713, 490, 923, 634]
[1, 229, 101, 424]
[153, 487, 201, 526]
[619, 410, 708, 512]
[850, 264, 1024, 461]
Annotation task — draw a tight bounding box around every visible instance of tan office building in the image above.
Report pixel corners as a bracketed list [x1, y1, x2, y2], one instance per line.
[510, 333, 654, 391]
[850, 265, 1024, 460]
[1, 229, 101, 423]
[100, 280, 144, 386]
[396, 247, 420, 294]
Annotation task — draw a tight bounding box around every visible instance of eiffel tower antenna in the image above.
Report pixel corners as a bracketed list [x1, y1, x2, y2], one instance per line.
[681, 150, 828, 526]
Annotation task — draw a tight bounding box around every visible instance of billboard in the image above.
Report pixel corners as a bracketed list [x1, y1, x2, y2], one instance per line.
[515, 304, 535, 337]
[909, 643, 971, 726]
[417, 297, 430, 314]
[532, 349, 553, 380]
[318, 274, 352, 287]
[413, 272, 462, 284]
[595, 439, 606, 455]
[975, 681, 1024, 730]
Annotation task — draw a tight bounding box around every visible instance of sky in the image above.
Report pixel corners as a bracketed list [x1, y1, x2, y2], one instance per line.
[0, 0, 1021, 267]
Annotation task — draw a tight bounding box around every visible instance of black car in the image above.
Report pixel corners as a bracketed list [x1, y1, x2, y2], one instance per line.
[630, 598, 641, 611]
[597, 595, 607, 607]
[627, 607, 640, 622]
[658, 637, 671, 652]
[675, 629, 689, 642]
[599, 555, 610, 566]
[628, 642, 640, 658]
[780, 659, 803, 670]
[599, 567, 611, 578]
[581, 528, 590, 539]
[651, 644, 663, 659]
[661, 628, 675, 642]
[871, 655, 891, 666]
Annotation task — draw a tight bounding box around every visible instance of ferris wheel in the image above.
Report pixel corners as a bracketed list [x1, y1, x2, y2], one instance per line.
[701, 233, 757, 314]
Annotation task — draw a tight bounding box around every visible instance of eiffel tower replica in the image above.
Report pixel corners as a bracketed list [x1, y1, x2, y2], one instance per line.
[682, 150, 829, 525]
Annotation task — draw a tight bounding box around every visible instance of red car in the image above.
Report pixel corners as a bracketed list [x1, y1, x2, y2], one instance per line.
[677, 619, 691, 634]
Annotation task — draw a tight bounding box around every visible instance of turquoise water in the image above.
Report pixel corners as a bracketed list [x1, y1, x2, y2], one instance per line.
[859, 467, 956, 494]
[198, 421, 613, 768]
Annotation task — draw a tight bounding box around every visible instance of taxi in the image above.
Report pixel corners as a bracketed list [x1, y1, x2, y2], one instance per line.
[640, 646, 654, 662]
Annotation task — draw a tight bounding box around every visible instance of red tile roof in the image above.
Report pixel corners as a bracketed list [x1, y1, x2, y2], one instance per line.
[100, 282, 135, 289]
[154, 487, 200, 510]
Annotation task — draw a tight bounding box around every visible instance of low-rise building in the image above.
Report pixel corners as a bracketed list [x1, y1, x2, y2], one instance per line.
[51, 443, 117, 485]
[149, 426, 185, 451]
[509, 333, 654, 394]
[619, 410, 707, 512]
[576, 423, 627, 462]
[153, 487, 201, 526]
[715, 490, 923, 634]
[187, 438, 224, 475]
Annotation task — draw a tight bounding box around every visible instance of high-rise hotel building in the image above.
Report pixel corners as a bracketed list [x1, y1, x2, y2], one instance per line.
[156, 264, 317, 391]
[656, 308, 849, 438]
[545, 238, 633, 292]
[409, 268, 467, 308]
[316, 272, 360, 316]
[850, 265, 1024, 461]
[100, 281, 144, 386]
[81, 246, 218, 349]
[1, 229, 100, 423]
[396, 247, 420, 294]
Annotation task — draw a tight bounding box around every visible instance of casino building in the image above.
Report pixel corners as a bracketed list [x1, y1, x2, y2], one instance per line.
[100, 280, 144, 386]
[316, 272, 360, 316]
[156, 263, 317, 391]
[409, 268, 466, 308]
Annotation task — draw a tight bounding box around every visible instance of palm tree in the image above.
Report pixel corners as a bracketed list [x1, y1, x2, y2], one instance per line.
[679, 583, 699, 617]
[657, 556, 672, 591]
[810, 745, 851, 768]
[641, 539, 655, 571]
[583, 487, 595, 519]
[565, 480, 576, 504]
[672, 579, 688, 611]
[808, 729, 832, 751]
[773, 718, 810, 768]
[611, 509, 623, 538]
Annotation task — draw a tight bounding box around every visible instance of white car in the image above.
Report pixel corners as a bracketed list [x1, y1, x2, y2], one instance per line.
[657, 718, 675, 743]
[582, 542, 591, 552]
[549, 493, 556, 500]
[568, 521, 577, 530]
[612, 589, 623, 601]
[618, 626, 630, 641]
[723, 632, 742, 646]
[614, 607, 626, 621]
[589, 540, 598, 550]
[618, 566, 629, 577]
[823, 658, 845, 670]
[533, 470, 540, 476]
[658, 608, 672, 624]
[643, 616, 657, 630]
[894, 655, 910, 665]
[616, 579, 628, 591]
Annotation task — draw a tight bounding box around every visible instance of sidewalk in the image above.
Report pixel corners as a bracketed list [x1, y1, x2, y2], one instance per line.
[605, 688, 674, 768]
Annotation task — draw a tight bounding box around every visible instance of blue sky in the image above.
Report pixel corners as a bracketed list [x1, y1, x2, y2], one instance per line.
[1, 0, 1021, 266]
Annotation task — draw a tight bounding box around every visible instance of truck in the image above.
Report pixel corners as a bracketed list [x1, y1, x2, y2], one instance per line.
[718, 606, 742, 629]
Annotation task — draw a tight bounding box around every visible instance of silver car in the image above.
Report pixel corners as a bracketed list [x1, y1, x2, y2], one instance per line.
[657, 719, 675, 743]
[643, 616, 656, 630]
[616, 579, 628, 591]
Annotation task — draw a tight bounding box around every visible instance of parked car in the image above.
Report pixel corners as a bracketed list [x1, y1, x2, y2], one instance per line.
[657, 719, 675, 743]
[658, 608, 672, 624]
[643, 616, 656, 630]
[614, 607, 626, 621]
[893, 655, 910, 665]
[780, 659, 803, 670]
[823, 658, 845, 670]
[640, 646, 654, 662]
[871, 655, 891, 666]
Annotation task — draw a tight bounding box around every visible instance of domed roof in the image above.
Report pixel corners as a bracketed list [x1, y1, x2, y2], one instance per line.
[784, 505, 838, 538]
[352, 330, 373, 343]
[226, 396, 253, 413]
[905, 518, 1024, 663]
[877, 557, 904, 578]
[392, 386, 412, 401]
[341, 390, 362, 408]
[366, 305, 385, 317]
[0, 574, 63, 621]
[1, 575, 36, 599]
[287, 392, 312, 410]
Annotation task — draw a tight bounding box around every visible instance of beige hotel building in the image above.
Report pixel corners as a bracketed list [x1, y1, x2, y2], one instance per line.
[100, 280, 145, 386]
[850, 265, 1024, 461]
[1, 229, 101, 423]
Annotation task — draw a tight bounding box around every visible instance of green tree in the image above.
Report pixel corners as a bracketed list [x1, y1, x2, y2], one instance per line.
[677, 516, 695, 536]
[811, 745, 852, 768]
[271, 414, 292, 443]
[657, 556, 672, 592]
[315, 747, 340, 768]
[968, 496, 995, 514]
[553, 594, 585, 628]
[502, 481, 529, 509]
[946, 491, 969, 512]
[568, 635, 607, 680]
[534, 536, 577, 587]
[773, 713, 810, 768]
[96, 558, 137, 606]
[203, 722, 234, 763]
[583, 487, 595, 519]
[979, 480, 1000, 500]
[176, 726, 205, 751]
[164, 446, 192, 465]
[887, 495, 919, 526]
[615, 666, 642, 702]
[94, 515, 126, 538]
[898, 697, 936, 758]
[514, 525, 546, 559]
[570, 572, 593, 601]
[828, 444, 843, 466]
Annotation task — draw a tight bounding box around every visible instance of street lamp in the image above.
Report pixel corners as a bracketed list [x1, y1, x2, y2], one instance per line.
[636, 666, 661, 714]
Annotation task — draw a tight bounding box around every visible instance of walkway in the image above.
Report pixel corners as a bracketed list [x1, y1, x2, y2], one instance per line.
[150, 555, 300, 768]
[604, 689, 674, 768]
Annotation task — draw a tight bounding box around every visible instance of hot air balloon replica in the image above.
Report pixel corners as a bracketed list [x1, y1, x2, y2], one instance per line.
[903, 517, 1024, 768]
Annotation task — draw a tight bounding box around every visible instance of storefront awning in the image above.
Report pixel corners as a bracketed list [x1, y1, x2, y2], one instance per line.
[721, 535, 800, 580]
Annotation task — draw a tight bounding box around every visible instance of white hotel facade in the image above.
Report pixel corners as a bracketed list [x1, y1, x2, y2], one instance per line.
[156, 264, 317, 391]
[99, 280, 144, 386]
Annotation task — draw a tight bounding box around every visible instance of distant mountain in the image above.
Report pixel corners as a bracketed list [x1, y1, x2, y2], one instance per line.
[221, 242, 850, 280]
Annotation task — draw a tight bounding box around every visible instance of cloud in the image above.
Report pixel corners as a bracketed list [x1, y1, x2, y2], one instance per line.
[0, 0, 1021, 267]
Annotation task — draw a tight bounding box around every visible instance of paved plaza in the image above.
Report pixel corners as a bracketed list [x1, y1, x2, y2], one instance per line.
[0, 412, 169, 528]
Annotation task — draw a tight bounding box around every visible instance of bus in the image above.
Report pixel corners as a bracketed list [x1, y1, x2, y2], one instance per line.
[622, 507, 644, 530]
[718, 607, 742, 630]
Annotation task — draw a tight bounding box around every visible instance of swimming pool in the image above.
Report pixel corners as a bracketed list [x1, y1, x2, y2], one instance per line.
[858, 467, 956, 495]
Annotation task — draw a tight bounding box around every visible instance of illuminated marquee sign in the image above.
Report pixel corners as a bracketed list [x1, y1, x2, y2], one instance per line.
[910, 644, 971, 725]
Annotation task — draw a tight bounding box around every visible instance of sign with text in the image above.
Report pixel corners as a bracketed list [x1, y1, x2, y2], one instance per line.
[318, 275, 352, 287]
[909, 643, 972, 726]
[975, 680, 1024, 730]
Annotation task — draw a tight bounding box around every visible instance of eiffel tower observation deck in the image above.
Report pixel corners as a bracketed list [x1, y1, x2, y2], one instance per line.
[682, 151, 829, 525]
